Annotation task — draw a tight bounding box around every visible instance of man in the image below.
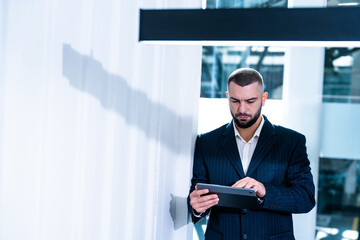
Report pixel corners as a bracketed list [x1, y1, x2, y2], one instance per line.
[188, 68, 315, 240]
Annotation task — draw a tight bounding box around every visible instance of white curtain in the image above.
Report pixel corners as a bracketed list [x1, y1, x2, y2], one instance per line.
[0, 0, 202, 239]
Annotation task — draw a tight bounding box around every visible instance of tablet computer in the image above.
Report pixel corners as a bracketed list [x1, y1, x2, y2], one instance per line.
[196, 183, 259, 209]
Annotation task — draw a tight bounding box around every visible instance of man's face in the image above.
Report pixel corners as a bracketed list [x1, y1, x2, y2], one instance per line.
[226, 82, 268, 129]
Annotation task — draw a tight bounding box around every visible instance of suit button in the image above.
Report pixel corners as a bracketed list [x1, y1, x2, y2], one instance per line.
[242, 209, 247, 214]
[243, 234, 247, 239]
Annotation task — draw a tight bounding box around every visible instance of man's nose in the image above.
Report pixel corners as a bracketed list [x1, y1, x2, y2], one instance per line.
[238, 102, 246, 113]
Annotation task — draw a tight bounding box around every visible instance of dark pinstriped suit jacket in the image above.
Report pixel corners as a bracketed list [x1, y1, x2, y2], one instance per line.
[188, 116, 315, 240]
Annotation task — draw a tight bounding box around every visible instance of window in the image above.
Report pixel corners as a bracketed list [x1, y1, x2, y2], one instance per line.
[323, 47, 360, 103]
[316, 158, 360, 240]
[200, 0, 287, 100]
[327, 0, 360, 7]
[201, 46, 285, 99]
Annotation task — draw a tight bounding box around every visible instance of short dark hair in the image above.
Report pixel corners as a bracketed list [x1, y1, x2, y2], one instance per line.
[227, 68, 264, 93]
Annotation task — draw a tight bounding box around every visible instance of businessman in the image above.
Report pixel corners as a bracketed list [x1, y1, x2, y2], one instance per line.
[188, 68, 315, 240]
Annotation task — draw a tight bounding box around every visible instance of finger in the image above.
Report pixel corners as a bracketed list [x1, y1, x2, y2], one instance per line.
[231, 180, 241, 187]
[232, 178, 266, 197]
[195, 195, 219, 207]
[233, 180, 247, 188]
[190, 194, 218, 208]
[190, 193, 218, 207]
[193, 197, 219, 213]
[239, 177, 251, 182]
[196, 189, 210, 196]
[190, 188, 209, 198]
[200, 194, 218, 202]
[193, 194, 218, 205]
[243, 181, 256, 189]
[236, 177, 253, 187]
[244, 182, 265, 197]
[251, 184, 260, 192]
[254, 184, 266, 197]
[198, 200, 219, 212]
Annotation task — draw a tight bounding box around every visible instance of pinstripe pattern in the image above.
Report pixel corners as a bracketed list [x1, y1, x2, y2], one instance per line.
[188, 116, 315, 240]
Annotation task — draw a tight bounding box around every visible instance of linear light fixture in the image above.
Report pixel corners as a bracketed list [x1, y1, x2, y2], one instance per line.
[139, 7, 360, 47]
[140, 40, 360, 47]
[338, 3, 360, 6]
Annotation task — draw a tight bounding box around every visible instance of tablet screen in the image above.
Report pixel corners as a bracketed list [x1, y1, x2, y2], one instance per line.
[196, 183, 259, 209]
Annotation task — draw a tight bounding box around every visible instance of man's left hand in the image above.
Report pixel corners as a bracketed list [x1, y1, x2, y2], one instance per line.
[232, 177, 266, 198]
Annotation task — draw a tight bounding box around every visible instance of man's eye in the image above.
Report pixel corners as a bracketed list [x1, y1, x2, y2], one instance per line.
[247, 100, 255, 104]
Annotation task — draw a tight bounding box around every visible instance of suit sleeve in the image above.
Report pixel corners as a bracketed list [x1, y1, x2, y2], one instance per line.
[262, 134, 316, 213]
[187, 135, 211, 223]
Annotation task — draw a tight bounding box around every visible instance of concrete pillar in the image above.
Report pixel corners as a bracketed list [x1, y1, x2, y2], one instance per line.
[283, 46, 324, 240]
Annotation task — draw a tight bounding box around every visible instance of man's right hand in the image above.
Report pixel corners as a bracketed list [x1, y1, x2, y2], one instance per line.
[189, 187, 219, 214]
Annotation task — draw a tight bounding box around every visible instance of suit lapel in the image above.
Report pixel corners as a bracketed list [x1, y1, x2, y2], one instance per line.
[246, 116, 277, 177]
[220, 122, 246, 179]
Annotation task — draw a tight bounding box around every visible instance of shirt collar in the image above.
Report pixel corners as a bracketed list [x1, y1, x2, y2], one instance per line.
[233, 115, 265, 143]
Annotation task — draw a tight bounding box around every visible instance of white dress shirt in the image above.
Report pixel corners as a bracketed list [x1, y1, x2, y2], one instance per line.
[233, 116, 265, 175]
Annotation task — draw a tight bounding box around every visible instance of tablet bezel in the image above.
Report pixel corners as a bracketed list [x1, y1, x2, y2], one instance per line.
[196, 183, 259, 209]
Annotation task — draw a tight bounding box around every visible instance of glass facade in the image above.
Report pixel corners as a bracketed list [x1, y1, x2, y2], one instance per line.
[201, 46, 285, 99]
[200, 0, 287, 100]
[327, 0, 360, 7]
[316, 158, 360, 240]
[205, 0, 287, 8]
[323, 48, 360, 103]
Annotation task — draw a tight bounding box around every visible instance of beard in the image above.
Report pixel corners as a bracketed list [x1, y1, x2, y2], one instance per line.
[231, 104, 262, 129]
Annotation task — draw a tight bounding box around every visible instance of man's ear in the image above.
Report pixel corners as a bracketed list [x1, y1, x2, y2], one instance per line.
[262, 92, 268, 106]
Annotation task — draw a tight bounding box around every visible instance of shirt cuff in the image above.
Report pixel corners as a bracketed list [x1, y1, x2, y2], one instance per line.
[257, 197, 265, 205]
[192, 209, 204, 218]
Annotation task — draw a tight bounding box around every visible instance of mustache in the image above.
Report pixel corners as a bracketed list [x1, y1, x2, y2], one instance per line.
[235, 113, 252, 118]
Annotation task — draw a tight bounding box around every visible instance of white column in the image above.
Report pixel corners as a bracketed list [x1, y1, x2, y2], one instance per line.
[284, 3, 326, 239]
[283, 47, 324, 240]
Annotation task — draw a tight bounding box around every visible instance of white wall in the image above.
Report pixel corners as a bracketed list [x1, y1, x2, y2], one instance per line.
[320, 103, 360, 160]
[0, 0, 202, 239]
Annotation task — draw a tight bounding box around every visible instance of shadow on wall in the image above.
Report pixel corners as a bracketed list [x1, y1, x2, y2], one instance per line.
[62, 44, 192, 230]
[62, 44, 192, 155]
[169, 194, 189, 230]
